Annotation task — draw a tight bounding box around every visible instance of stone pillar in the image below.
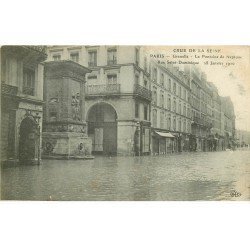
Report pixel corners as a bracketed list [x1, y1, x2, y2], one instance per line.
[42, 61, 93, 159]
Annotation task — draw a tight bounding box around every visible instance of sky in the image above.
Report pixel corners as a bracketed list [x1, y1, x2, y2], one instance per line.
[199, 46, 250, 131]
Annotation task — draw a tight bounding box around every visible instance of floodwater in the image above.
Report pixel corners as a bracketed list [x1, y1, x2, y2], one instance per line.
[1, 150, 250, 201]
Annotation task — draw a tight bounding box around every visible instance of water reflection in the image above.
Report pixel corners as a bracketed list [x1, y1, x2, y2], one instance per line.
[1, 151, 250, 201]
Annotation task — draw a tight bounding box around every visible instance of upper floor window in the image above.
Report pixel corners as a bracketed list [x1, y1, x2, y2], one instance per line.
[160, 73, 164, 86]
[70, 52, 79, 63]
[144, 105, 148, 120]
[160, 111, 165, 128]
[178, 119, 182, 132]
[173, 82, 176, 94]
[53, 54, 61, 61]
[167, 115, 171, 130]
[23, 68, 35, 96]
[183, 105, 186, 116]
[168, 79, 171, 91]
[152, 109, 157, 127]
[135, 102, 139, 118]
[173, 117, 176, 131]
[135, 48, 139, 66]
[135, 75, 139, 85]
[88, 50, 97, 67]
[107, 48, 117, 65]
[173, 98, 176, 112]
[153, 68, 157, 82]
[160, 91, 164, 108]
[167, 95, 171, 110]
[107, 74, 117, 84]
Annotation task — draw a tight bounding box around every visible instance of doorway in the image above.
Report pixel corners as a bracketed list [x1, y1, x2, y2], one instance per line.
[19, 117, 38, 164]
[87, 103, 117, 155]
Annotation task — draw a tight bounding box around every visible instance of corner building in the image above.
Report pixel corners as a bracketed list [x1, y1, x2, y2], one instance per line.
[1, 46, 46, 166]
[46, 46, 151, 156]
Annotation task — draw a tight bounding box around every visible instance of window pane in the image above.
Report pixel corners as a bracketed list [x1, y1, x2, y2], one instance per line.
[88, 51, 97, 66]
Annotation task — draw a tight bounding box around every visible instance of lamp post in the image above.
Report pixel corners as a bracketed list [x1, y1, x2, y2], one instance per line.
[34, 112, 41, 165]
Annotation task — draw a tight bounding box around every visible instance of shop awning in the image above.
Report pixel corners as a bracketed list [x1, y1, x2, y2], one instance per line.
[155, 131, 175, 138]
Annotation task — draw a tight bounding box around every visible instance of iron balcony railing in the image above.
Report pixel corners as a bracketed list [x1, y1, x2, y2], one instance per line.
[22, 86, 35, 96]
[107, 60, 117, 65]
[24, 46, 47, 54]
[1, 83, 18, 96]
[193, 116, 213, 128]
[86, 84, 120, 95]
[88, 62, 97, 67]
[134, 83, 152, 101]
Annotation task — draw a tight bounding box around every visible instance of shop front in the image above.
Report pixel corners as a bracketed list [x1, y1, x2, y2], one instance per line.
[152, 130, 175, 155]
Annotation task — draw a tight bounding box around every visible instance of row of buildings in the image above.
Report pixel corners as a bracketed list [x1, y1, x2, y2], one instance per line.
[1, 46, 237, 166]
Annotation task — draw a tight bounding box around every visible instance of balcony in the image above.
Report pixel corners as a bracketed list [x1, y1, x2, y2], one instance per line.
[22, 86, 35, 96]
[86, 84, 120, 96]
[1, 83, 18, 96]
[192, 116, 213, 128]
[134, 84, 152, 101]
[24, 46, 47, 54]
[88, 62, 97, 67]
[107, 60, 117, 65]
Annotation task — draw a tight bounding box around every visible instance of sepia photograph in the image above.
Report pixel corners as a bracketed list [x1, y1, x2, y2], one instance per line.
[1, 45, 249, 201]
[1, 1, 250, 250]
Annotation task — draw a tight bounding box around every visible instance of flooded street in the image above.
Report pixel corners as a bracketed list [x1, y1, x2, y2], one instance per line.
[1, 150, 250, 201]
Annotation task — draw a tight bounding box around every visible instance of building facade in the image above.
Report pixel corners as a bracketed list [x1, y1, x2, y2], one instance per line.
[150, 60, 192, 154]
[183, 65, 213, 152]
[220, 96, 236, 149]
[45, 46, 236, 156]
[208, 82, 224, 150]
[1, 46, 47, 166]
[46, 46, 152, 156]
[236, 130, 250, 147]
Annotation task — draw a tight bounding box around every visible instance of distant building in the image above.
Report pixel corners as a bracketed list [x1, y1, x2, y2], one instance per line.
[208, 82, 224, 150]
[1, 46, 47, 166]
[221, 96, 236, 148]
[236, 130, 250, 146]
[184, 66, 213, 152]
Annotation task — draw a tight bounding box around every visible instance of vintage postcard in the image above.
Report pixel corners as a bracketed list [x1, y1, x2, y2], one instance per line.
[1, 45, 250, 201]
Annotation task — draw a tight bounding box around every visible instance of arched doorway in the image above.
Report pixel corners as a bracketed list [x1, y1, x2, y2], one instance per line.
[19, 117, 39, 164]
[87, 103, 117, 155]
